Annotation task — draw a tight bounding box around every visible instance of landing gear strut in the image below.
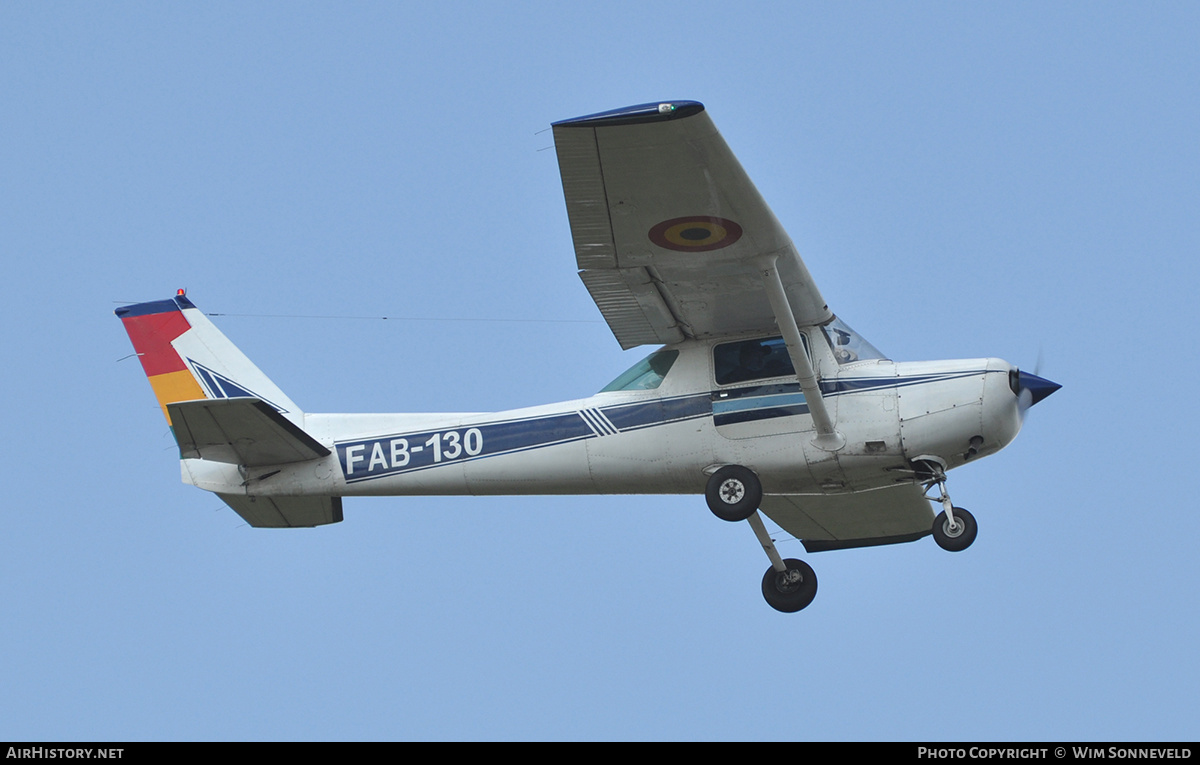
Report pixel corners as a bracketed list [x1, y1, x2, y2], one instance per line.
[745, 506, 818, 613]
[916, 458, 978, 552]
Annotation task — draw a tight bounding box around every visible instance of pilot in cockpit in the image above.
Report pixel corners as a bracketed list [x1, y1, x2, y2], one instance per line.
[739, 342, 771, 375]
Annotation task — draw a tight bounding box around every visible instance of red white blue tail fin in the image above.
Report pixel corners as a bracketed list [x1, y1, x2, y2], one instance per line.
[115, 291, 303, 427]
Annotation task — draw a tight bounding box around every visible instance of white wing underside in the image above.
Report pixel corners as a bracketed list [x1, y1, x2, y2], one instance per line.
[553, 103, 832, 349]
[760, 484, 934, 552]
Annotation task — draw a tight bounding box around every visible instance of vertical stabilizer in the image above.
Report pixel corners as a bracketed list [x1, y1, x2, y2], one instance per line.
[116, 291, 303, 426]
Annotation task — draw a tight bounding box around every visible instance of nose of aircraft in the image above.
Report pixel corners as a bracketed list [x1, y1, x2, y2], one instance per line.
[1016, 370, 1062, 408]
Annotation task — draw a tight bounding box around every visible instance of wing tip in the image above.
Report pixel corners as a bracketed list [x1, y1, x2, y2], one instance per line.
[552, 100, 704, 129]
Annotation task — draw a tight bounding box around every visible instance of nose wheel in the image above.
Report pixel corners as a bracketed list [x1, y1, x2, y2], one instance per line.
[933, 506, 977, 552]
[916, 458, 979, 552]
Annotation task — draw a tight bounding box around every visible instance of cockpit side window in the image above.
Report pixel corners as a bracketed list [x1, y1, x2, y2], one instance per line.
[599, 349, 680, 392]
[713, 336, 803, 385]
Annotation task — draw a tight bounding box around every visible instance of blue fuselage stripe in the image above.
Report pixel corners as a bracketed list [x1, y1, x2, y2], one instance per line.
[335, 372, 987, 482]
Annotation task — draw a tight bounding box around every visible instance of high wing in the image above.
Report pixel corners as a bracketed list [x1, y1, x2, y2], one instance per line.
[552, 101, 832, 350]
[760, 485, 934, 553]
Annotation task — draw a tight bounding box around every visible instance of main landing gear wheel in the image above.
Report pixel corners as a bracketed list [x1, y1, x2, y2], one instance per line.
[933, 506, 977, 552]
[705, 465, 762, 522]
[761, 558, 818, 613]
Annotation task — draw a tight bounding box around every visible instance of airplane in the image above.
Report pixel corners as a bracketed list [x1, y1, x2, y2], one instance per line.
[116, 100, 1060, 613]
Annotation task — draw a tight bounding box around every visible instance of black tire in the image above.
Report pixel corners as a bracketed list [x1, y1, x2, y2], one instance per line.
[705, 465, 762, 522]
[932, 507, 977, 552]
[761, 558, 818, 613]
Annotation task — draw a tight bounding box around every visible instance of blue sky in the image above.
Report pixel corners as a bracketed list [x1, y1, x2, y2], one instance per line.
[2, 2, 1198, 741]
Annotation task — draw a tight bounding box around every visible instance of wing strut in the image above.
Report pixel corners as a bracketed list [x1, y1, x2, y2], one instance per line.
[757, 255, 845, 451]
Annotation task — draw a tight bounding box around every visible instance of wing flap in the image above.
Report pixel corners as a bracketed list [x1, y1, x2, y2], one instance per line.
[217, 493, 343, 528]
[760, 484, 934, 553]
[578, 268, 684, 349]
[167, 398, 330, 467]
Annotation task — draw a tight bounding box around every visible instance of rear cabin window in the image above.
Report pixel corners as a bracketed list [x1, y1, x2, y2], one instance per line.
[599, 350, 680, 392]
[713, 336, 804, 385]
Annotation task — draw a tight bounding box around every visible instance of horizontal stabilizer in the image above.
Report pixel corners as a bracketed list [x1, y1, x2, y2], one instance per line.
[218, 493, 343, 528]
[760, 484, 933, 553]
[167, 397, 330, 467]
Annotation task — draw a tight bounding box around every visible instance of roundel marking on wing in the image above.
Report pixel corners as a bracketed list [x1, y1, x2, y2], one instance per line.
[648, 217, 744, 252]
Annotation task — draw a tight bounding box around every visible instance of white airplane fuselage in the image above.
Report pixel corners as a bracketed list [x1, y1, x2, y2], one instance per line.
[181, 330, 1024, 503]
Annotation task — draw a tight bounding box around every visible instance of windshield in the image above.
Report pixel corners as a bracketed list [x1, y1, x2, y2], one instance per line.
[599, 349, 680, 392]
[822, 317, 887, 365]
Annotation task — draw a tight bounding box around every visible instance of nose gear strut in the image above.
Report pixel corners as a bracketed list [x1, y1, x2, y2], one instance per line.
[914, 457, 979, 552]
